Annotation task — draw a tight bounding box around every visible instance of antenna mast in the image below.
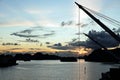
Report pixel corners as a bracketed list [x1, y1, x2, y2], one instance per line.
[77, 5, 81, 80]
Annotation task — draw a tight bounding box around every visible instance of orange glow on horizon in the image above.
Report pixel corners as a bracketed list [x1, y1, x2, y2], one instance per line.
[0, 44, 92, 56]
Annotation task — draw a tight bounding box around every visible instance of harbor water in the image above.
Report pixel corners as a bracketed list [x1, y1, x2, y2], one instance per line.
[0, 60, 119, 80]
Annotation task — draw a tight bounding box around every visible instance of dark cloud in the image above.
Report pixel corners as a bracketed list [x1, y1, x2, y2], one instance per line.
[61, 21, 73, 26]
[76, 20, 95, 27]
[72, 38, 77, 42]
[53, 43, 62, 46]
[20, 29, 33, 34]
[70, 30, 120, 49]
[11, 26, 55, 38]
[80, 23, 89, 27]
[47, 27, 120, 50]
[61, 21, 65, 26]
[2, 43, 20, 46]
[11, 32, 40, 38]
[26, 38, 39, 42]
[68, 21, 73, 25]
[48, 46, 74, 50]
[18, 38, 39, 43]
[87, 30, 119, 47]
[10, 27, 41, 38]
[113, 28, 120, 33]
[43, 31, 55, 37]
[9, 48, 23, 50]
[48, 43, 75, 50]
[46, 42, 50, 44]
[61, 20, 94, 27]
[29, 48, 41, 50]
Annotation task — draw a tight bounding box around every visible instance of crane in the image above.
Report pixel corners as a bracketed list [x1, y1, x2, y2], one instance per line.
[75, 2, 120, 43]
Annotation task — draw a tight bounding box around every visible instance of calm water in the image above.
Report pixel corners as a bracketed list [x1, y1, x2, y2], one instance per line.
[0, 60, 119, 80]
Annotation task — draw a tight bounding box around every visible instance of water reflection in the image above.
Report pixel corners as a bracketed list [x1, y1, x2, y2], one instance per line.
[0, 60, 115, 80]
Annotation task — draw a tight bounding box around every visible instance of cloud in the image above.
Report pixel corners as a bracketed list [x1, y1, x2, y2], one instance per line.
[11, 32, 40, 38]
[10, 27, 44, 38]
[43, 31, 55, 37]
[113, 28, 120, 33]
[18, 38, 39, 43]
[48, 46, 74, 50]
[69, 29, 120, 49]
[20, 29, 33, 34]
[11, 26, 56, 39]
[21, 26, 44, 33]
[46, 42, 50, 44]
[29, 48, 41, 50]
[86, 30, 119, 48]
[2, 43, 20, 46]
[48, 43, 75, 50]
[61, 21, 74, 26]
[9, 48, 23, 50]
[53, 43, 62, 46]
[61, 19, 94, 27]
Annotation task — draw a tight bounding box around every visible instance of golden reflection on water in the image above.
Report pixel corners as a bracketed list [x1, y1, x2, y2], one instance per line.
[79, 59, 85, 63]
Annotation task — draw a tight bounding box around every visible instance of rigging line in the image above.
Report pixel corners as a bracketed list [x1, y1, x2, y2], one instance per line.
[87, 10, 120, 27]
[83, 6, 120, 24]
[89, 11, 120, 28]
[87, 13, 120, 30]
[83, 6, 120, 27]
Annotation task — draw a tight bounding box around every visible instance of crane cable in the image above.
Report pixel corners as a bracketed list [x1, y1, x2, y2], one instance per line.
[83, 6, 120, 28]
[84, 6, 120, 25]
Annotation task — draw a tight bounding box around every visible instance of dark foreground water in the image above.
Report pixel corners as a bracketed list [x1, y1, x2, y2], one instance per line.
[0, 60, 119, 80]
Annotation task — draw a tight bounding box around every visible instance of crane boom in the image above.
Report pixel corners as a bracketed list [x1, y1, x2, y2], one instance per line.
[75, 2, 120, 43]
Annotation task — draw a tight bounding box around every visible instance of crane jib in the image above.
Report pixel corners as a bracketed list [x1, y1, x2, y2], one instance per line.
[75, 2, 120, 43]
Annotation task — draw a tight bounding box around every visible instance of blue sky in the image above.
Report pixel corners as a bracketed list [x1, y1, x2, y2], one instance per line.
[0, 0, 120, 53]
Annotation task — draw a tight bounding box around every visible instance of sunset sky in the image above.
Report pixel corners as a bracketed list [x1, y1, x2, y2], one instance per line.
[0, 0, 120, 54]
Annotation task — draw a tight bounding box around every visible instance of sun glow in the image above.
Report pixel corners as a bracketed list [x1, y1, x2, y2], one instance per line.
[73, 47, 92, 55]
